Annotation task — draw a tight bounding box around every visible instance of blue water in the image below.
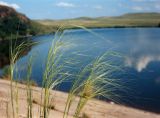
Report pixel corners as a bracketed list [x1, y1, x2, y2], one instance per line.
[13, 28, 160, 113]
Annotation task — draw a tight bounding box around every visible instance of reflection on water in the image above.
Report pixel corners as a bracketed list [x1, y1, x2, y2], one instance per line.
[124, 37, 160, 72]
[125, 55, 160, 72]
[8, 28, 160, 113]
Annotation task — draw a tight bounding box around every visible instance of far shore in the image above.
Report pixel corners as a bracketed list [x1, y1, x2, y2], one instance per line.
[36, 25, 160, 36]
[1, 26, 160, 41]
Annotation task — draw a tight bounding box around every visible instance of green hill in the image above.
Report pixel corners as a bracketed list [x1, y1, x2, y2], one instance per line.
[117, 13, 160, 19]
[36, 12, 160, 29]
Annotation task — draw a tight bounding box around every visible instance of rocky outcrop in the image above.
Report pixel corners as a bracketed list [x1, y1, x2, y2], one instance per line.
[0, 5, 29, 23]
[0, 5, 34, 40]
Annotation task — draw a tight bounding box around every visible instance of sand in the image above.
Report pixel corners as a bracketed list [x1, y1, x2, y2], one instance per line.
[0, 79, 159, 118]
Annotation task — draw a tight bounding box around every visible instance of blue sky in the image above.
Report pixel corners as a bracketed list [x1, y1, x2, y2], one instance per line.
[0, 0, 160, 19]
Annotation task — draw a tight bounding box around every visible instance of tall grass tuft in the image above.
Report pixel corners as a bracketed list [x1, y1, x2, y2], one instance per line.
[26, 56, 34, 118]
[9, 38, 34, 118]
[41, 27, 70, 118]
[63, 52, 122, 118]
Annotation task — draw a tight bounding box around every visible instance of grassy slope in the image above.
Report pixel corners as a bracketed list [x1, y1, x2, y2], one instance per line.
[36, 12, 160, 29]
[30, 21, 57, 35]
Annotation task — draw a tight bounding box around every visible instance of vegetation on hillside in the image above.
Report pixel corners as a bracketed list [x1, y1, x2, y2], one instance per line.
[36, 12, 160, 29]
[0, 5, 56, 41]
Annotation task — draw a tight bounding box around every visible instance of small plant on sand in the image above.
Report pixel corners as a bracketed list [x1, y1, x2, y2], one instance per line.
[26, 56, 34, 118]
[81, 113, 90, 118]
[63, 52, 122, 118]
[40, 27, 70, 118]
[9, 39, 33, 118]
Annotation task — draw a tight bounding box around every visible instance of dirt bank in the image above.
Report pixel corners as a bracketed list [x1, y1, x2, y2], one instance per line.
[0, 79, 159, 118]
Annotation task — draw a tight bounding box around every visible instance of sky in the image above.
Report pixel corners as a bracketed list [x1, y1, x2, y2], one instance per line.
[0, 0, 160, 19]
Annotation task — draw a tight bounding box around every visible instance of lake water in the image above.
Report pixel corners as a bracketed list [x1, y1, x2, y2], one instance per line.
[10, 28, 160, 113]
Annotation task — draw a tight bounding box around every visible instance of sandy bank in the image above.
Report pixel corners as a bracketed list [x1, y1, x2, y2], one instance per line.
[0, 79, 159, 118]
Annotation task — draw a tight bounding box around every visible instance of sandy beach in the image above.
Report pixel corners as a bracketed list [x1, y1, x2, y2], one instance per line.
[0, 79, 159, 118]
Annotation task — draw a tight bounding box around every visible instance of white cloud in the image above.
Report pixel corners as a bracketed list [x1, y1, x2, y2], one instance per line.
[94, 5, 103, 10]
[0, 1, 20, 9]
[131, 3, 159, 11]
[127, 0, 160, 12]
[131, 0, 159, 2]
[155, 4, 160, 10]
[131, 0, 146, 2]
[56, 2, 76, 8]
[132, 6, 144, 11]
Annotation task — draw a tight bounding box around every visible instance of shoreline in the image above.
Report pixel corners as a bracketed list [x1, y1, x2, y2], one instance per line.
[18, 26, 160, 40]
[0, 79, 159, 118]
[1, 26, 159, 41]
